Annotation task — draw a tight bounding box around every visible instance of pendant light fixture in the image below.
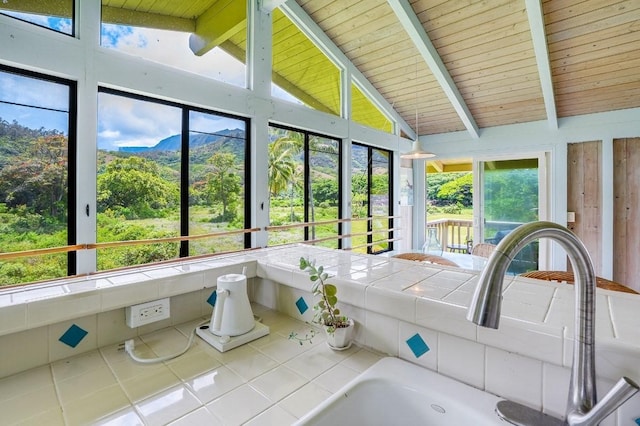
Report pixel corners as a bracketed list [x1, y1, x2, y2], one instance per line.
[401, 58, 435, 159]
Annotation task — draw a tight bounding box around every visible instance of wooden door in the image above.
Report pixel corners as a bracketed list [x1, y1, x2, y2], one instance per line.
[613, 138, 640, 291]
[567, 141, 602, 275]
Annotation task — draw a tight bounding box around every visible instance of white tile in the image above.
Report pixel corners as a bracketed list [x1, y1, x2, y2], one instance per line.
[0, 381, 59, 424]
[48, 315, 98, 363]
[0, 303, 26, 334]
[0, 365, 53, 401]
[364, 311, 399, 356]
[328, 277, 366, 308]
[477, 317, 564, 364]
[62, 383, 130, 426]
[224, 347, 279, 381]
[136, 385, 201, 426]
[168, 407, 223, 426]
[542, 362, 570, 419]
[245, 405, 298, 426]
[365, 285, 416, 322]
[159, 273, 204, 297]
[284, 343, 354, 380]
[595, 339, 640, 386]
[404, 282, 452, 300]
[609, 295, 640, 341]
[313, 363, 360, 393]
[256, 334, 315, 364]
[415, 297, 477, 341]
[101, 280, 160, 310]
[438, 333, 485, 389]
[97, 308, 137, 348]
[28, 293, 101, 327]
[206, 384, 271, 425]
[340, 348, 383, 373]
[249, 365, 307, 402]
[185, 366, 244, 404]
[250, 277, 278, 310]
[398, 321, 438, 371]
[279, 382, 332, 418]
[485, 346, 542, 409]
[94, 407, 145, 426]
[615, 392, 640, 426]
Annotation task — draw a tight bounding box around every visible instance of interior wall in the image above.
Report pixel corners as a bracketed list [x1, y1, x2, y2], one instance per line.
[613, 138, 640, 291]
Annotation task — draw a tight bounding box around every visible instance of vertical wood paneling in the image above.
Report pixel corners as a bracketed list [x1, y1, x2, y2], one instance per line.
[613, 138, 640, 291]
[567, 141, 602, 275]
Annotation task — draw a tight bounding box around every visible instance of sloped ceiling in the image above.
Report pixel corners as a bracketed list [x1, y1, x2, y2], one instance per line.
[89, 0, 640, 138]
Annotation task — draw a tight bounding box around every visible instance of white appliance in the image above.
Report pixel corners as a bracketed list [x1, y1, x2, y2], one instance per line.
[196, 269, 269, 352]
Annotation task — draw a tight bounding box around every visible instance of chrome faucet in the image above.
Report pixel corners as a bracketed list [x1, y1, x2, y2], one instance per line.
[467, 221, 638, 426]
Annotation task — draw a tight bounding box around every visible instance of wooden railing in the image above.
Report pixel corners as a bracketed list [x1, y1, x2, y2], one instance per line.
[426, 218, 473, 252]
[426, 218, 527, 253]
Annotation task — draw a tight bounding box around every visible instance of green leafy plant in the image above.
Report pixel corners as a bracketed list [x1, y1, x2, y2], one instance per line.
[299, 256, 350, 334]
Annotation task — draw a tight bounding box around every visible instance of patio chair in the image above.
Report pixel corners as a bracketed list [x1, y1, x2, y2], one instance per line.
[393, 253, 459, 267]
[471, 243, 497, 258]
[519, 270, 638, 294]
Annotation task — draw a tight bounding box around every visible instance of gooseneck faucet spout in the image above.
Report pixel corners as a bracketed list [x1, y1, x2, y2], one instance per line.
[467, 221, 638, 425]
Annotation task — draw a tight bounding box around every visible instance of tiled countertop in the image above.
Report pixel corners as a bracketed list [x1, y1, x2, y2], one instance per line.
[0, 304, 383, 425]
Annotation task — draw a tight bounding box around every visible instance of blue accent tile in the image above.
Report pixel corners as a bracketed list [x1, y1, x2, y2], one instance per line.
[295, 297, 309, 315]
[59, 324, 88, 348]
[207, 291, 217, 307]
[406, 333, 430, 358]
[635, 418, 640, 426]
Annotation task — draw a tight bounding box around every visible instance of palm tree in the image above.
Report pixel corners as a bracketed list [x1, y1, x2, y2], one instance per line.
[268, 131, 303, 224]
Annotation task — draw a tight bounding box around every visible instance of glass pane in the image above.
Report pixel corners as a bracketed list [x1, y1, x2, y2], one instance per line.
[97, 92, 181, 270]
[308, 135, 340, 249]
[351, 84, 393, 133]
[101, 1, 246, 87]
[1, 1, 73, 35]
[268, 127, 304, 246]
[189, 111, 247, 255]
[0, 69, 70, 285]
[371, 148, 391, 253]
[272, 9, 341, 115]
[350, 144, 369, 254]
[483, 158, 539, 273]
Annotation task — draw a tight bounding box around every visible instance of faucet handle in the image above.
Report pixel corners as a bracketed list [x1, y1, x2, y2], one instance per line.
[568, 376, 639, 426]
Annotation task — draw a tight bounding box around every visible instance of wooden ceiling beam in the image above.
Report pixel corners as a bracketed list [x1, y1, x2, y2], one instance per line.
[101, 6, 194, 32]
[189, 0, 246, 56]
[387, 0, 479, 139]
[525, 0, 558, 129]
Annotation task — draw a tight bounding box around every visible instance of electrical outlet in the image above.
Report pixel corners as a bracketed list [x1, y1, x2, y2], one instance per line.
[125, 298, 170, 328]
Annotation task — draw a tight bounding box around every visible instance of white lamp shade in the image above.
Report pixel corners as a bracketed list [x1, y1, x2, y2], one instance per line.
[400, 140, 435, 159]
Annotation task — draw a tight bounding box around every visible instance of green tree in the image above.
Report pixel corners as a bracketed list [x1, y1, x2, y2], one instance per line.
[0, 134, 68, 218]
[312, 178, 339, 206]
[97, 156, 179, 218]
[206, 152, 241, 221]
[437, 173, 473, 207]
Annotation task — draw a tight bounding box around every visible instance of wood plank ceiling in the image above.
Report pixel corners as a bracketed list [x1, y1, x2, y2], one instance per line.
[298, 0, 640, 137]
[96, 1, 640, 138]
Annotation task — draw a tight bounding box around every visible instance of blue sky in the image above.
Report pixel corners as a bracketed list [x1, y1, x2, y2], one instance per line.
[2, 13, 302, 151]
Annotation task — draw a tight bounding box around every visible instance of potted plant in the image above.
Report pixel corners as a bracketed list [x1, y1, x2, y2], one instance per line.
[298, 256, 354, 349]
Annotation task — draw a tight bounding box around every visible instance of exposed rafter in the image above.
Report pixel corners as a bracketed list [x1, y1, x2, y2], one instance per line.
[101, 6, 194, 32]
[281, 0, 415, 139]
[189, 0, 246, 56]
[387, 0, 479, 139]
[525, 0, 558, 130]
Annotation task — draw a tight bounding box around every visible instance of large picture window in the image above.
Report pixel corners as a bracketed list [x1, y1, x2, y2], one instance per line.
[268, 125, 341, 248]
[0, 66, 76, 285]
[97, 89, 249, 270]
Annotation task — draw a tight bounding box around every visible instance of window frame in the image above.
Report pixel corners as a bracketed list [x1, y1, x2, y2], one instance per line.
[269, 123, 343, 248]
[97, 87, 251, 265]
[0, 64, 77, 278]
[352, 142, 394, 255]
